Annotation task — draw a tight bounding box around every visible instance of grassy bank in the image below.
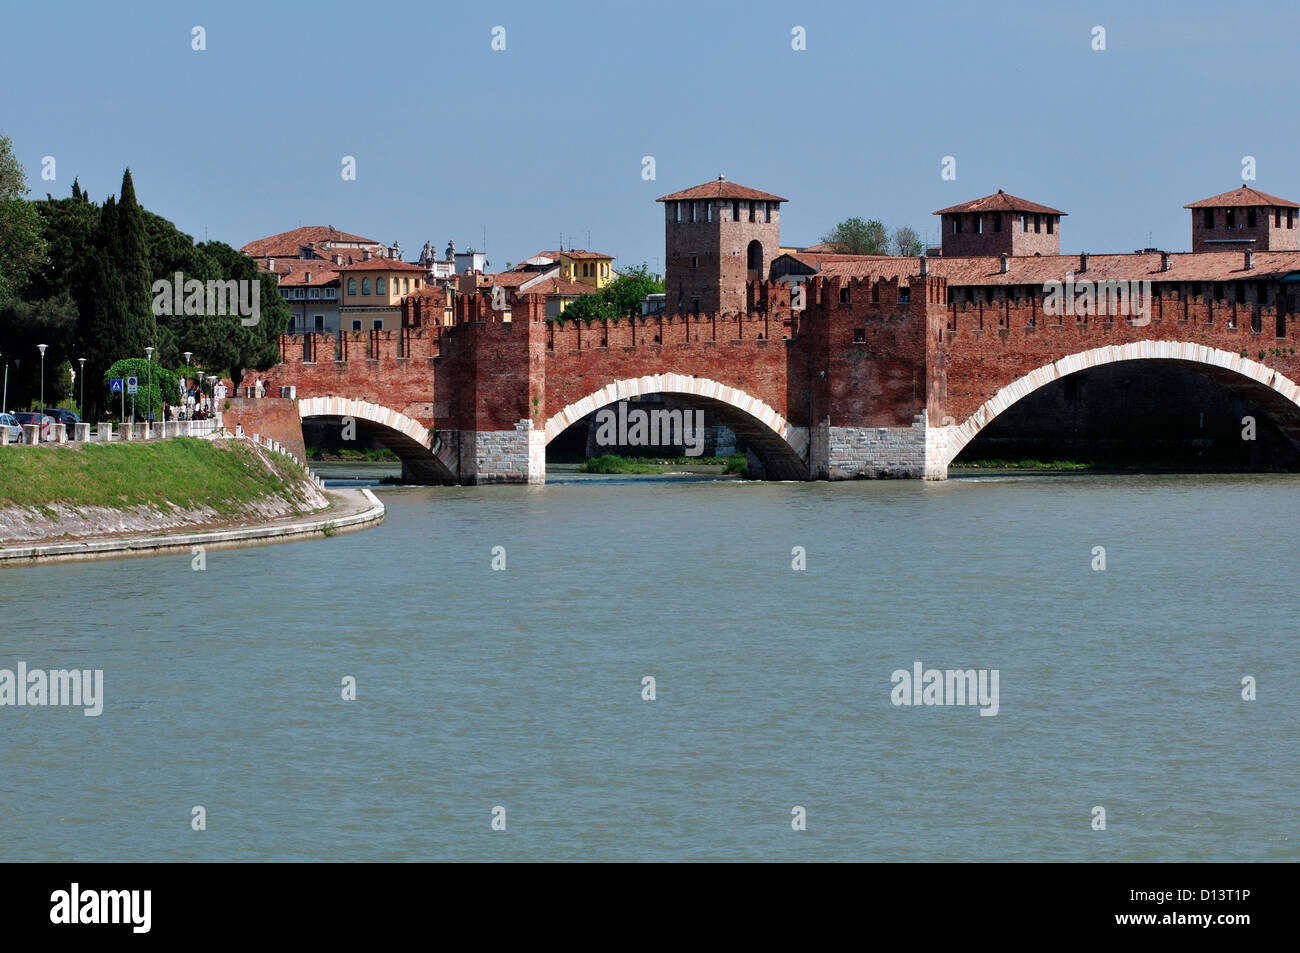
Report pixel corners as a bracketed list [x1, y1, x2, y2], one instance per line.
[0, 438, 307, 515]
[951, 458, 1096, 471]
[581, 452, 747, 475]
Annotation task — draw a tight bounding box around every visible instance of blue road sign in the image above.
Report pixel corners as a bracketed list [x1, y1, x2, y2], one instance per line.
[126, 377, 139, 395]
[110, 378, 123, 393]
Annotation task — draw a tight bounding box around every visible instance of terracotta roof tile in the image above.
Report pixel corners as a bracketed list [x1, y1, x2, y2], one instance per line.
[657, 178, 787, 203]
[335, 259, 427, 273]
[241, 225, 380, 259]
[1184, 185, 1300, 209]
[813, 250, 1300, 285]
[933, 190, 1066, 216]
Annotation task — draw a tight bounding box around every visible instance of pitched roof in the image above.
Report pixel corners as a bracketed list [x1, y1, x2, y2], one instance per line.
[933, 190, 1066, 216]
[657, 177, 787, 203]
[273, 266, 339, 288]
[532, 277, 599, 296]
[241, 226, 380, 259]
[335, 258, 427, 273]
[811, 250, 1300, 285]
[1184, 185, 1300, 209]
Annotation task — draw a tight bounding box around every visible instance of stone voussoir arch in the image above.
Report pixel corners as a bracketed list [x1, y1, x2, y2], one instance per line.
[938, 340, 1300, 467]
[544, 373, 809, 465]
[298, 396, 434, 450]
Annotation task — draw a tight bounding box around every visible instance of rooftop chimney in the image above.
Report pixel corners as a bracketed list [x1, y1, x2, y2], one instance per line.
[1079, 252, 1089, 273]
[999, 252, 1009, 274]
[1245, 249, 1255, 270]
[919, 256, 929, 276]
[363, 249, 372, 261]
[1160, 251, 1171, 272]
[268, 257, 275, 271]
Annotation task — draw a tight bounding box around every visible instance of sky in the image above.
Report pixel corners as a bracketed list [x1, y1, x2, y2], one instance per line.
[4, 0, 1299, 273]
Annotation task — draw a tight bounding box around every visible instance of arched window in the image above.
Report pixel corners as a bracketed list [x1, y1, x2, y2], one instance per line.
[347, 278, 357, 295]
[746, 240, 763, 278]
[402, 278, 408, 293]
[376, 276, 387, 294]
[361, 278, 371, 295]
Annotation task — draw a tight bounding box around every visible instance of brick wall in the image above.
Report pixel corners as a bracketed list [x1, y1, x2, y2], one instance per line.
[222, 397, 307, 463]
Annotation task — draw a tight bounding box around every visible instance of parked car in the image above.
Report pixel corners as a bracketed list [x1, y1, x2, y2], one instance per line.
[13, 412, 55, 441]
[0, 413, 22, 444]
[43, 408, 82, 436]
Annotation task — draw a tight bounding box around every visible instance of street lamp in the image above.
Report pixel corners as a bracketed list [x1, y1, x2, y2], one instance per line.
[207, 374, 217, 421]
[183, 352, 193, 421]
[78, 357, 85, 422]
[37, 345, 47, 437]
[145, 346, 154, 435]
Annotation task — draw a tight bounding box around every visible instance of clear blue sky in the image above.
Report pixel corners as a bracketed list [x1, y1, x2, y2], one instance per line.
[4, 0, 1297, 272]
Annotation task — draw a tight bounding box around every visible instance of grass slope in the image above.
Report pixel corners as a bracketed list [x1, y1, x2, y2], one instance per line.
[0, 439, 304, 515]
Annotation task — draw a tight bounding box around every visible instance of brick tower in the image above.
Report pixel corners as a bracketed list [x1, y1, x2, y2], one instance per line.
[657, 176, 786, 315]
[933, 189, 1065, 257]
[1184, 185, 1300, 252]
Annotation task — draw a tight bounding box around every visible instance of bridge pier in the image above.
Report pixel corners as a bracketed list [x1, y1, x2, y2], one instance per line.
[449, 421, 546, 485]
[809, 412, 951, 480]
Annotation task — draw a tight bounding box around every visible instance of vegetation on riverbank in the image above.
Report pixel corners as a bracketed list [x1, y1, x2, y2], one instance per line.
[581, 452, 748, 475]
[0, 438, 310, 515]
[951, 458, 1095, 471]
[307, 446, 398, 462]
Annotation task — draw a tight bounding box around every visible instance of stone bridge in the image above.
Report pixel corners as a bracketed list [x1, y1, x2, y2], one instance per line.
[235, 274, 1300, 482]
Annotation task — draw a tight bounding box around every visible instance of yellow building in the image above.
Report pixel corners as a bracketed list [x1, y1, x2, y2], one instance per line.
[338, 258, 427, 331]
[551, 250, 615, 289]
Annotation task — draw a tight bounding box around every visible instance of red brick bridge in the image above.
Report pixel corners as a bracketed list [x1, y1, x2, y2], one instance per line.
[233, 270, 1300, 483]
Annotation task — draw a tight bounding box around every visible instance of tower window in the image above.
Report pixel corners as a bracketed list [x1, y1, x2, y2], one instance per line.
[1276, 208, 1283, 227]
[690, 201, 697, 223]
[1227, 210, 1235, 228]
[840, 286, 851, 304]
[749, 201, 756, 222]
[1248, 208, 1257, 228]
[732, 200, 740, 221]
[765, 202, 772, 223]
[1034, 215, 1042, 234]
[707, 202, 713, 223]
[1205, 209, 1214, 228]
[1047, 216, 1054, 234]
[1289, 210, 1295, 228]
[691, 256, 698, 268]
[675, 202, 682, 223]
[953, 215, 962, 235]
[993, 213, 1001, 232]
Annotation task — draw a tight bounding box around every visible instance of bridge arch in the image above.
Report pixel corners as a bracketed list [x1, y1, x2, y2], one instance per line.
[298, 396, 455, 483]
[544, 373, 809, 479]
[938, 340, 1300, 469]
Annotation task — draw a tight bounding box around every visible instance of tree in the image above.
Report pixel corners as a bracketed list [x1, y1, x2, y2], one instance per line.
[0, 132, 48, 302]
[102, 357, 179, 422]
[602, 263, 665, 318]
[558, 292, 616, 322]
[892, 225, 924, 257]
[821, 217, 889, 255]
[552, 263, 665, 323]
[190, 241, 289, 384]
[75, 169, 157, 414]
[0, 293, 77, 411]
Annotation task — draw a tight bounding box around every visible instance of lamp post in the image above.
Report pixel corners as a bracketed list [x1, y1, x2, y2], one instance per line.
[37, 345, 47, 438]
[183, 352, 193, 422]
[78, 357, 85, 422]
[1, 349, 6, 414]
[145, 346, 154, 436]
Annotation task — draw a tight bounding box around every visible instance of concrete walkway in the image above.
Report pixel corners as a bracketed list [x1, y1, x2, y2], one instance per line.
[0, 488, 384, 567]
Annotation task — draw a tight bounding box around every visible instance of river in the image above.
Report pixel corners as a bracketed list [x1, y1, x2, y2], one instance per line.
[1, 469, 1296, 861]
